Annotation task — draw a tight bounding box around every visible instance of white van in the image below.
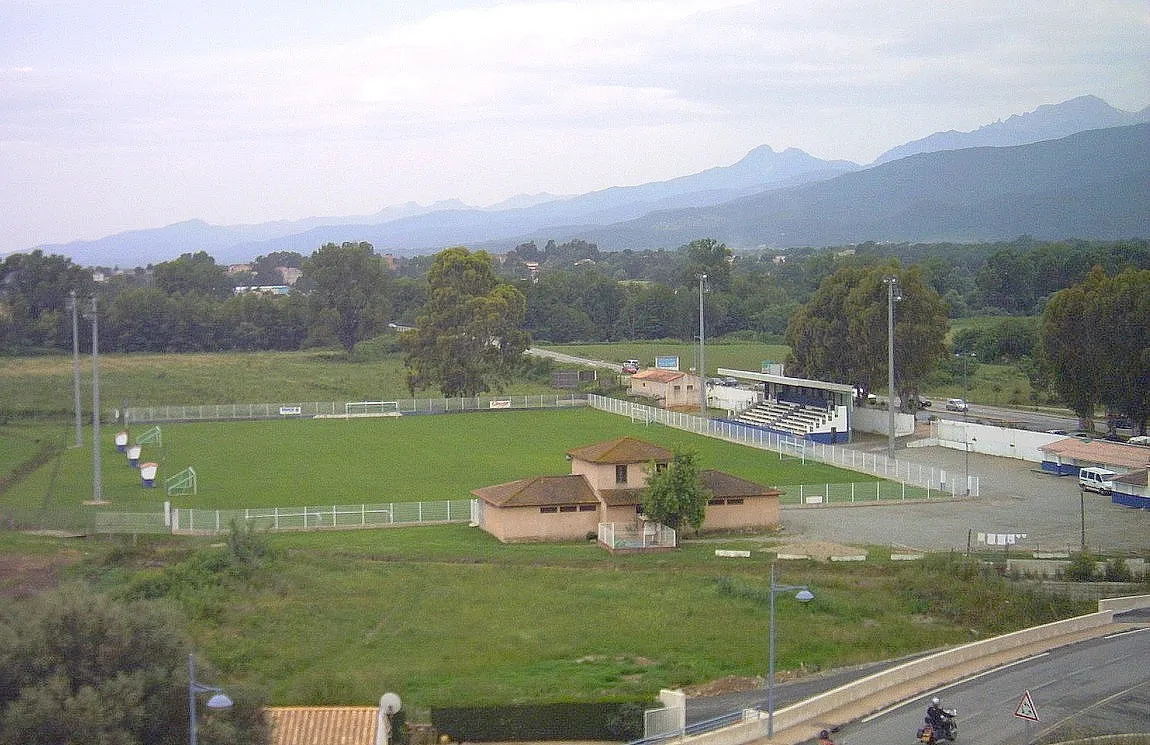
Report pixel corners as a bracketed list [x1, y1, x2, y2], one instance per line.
[1078, 466, 1117, 495]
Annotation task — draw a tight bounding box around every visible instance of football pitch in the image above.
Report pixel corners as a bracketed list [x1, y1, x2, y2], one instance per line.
[17, 407, 873, 515]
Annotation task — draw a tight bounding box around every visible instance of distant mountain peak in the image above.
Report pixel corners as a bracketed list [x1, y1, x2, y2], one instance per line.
[872, 95, 1150, 164]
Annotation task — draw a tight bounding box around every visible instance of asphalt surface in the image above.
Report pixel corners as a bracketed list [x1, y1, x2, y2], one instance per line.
[781, 432, 1150, 555]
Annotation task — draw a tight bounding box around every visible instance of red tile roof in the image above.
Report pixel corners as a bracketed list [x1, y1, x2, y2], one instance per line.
[1040, 438, 1150, 470]
[700, 470, 783, 498]
[472, 475, 596, 507]
[566, 436, 673, 464]
[630, 369, 685, 383]
[266, 707, 378, 745]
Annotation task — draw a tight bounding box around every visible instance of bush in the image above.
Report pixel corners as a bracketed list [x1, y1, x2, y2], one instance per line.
[1064, 551, 1096, 581]
[1104, 557, 1133, 582]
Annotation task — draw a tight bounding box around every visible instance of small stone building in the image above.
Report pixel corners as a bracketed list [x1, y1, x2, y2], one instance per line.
[472, 436, 782, 543]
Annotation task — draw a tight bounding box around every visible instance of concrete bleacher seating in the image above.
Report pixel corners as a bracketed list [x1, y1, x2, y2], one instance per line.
[735, 401, 833, 438]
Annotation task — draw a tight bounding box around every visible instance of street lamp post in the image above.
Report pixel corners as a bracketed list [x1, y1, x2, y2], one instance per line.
[766, 562, 814, 738]
[189, 654, 233, 745]
[883, 276, 901, 460]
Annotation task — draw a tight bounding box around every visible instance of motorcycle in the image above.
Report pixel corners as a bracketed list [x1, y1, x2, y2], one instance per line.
[916, 709, 958, 743]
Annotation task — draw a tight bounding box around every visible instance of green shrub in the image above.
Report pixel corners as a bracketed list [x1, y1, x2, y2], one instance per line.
[1104, 557, 1133, 582]
[1064, 551, 1096, 581]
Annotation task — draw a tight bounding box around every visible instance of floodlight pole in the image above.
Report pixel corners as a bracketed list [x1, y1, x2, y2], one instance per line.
[698, 273, 707, 416]
[70, 290, 82, 447]
[884, 276, 900, 460]
[90, 296, 103, 502]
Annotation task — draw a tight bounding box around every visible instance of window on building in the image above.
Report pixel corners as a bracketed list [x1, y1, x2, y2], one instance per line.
[559, 505, 577, 512]
[615, 464, 627, 484]
[540, 506, 558, 513]
[578, 504, 596, 512]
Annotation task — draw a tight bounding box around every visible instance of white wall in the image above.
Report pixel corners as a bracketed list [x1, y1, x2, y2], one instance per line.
[853, 407, 916, 437]
[934, 419, 1064, 463]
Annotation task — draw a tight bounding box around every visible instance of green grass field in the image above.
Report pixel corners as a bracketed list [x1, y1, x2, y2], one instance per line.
[2, 408, 870, 518]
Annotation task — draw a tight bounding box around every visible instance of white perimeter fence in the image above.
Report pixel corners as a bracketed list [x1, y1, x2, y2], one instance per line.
[124, 394, 587, 423]
[91, 499, 474, 535]
[589, 395, 979, 498]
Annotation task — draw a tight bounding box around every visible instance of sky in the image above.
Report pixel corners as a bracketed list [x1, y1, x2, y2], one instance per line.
[1, 0, 1147, 254]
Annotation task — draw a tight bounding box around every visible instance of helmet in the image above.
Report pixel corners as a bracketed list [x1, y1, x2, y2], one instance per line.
[820, 732, 830, 739]
[932, 697, 940, 705]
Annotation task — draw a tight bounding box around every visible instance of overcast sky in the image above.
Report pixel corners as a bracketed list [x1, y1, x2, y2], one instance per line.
[2, 0, 1147, 254]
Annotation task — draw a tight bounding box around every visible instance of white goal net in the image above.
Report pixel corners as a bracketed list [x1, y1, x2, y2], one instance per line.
[345, 401, 399, 418]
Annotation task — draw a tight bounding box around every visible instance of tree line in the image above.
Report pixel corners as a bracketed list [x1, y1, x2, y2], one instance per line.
[1, 236, 1147, 428]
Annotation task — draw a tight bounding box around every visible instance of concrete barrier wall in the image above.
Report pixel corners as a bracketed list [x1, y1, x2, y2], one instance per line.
[934, 420, 1064, 463]
[1100, 594, 1150, 612]
[768, 609, 1114, 734]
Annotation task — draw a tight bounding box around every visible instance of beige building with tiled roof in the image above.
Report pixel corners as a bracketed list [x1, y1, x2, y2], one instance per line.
[472, 436, 782, 543]
[627, 369, 701, 409]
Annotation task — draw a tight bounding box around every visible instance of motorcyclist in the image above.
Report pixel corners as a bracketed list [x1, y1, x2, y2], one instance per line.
[926, 697, 955, 738]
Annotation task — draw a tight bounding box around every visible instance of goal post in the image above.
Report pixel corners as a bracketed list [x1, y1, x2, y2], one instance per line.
[165, 467, 197, 496]
[135, 425, 162, 447]
[345, 401, 399, 418]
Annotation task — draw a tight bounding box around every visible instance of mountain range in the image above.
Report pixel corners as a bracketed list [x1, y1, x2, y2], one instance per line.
[28, 96, 1150, 268]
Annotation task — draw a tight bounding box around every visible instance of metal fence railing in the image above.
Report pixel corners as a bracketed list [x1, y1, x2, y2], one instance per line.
[172, 499, 473, 535]
[589, 395, 978, 498]
[124, 394, 588, 423]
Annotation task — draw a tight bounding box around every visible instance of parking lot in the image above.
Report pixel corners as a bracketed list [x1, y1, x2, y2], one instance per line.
[778, 437, 1149, 555]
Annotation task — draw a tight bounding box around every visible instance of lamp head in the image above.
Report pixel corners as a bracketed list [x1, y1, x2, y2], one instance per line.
[206, 693, 233, 710]
[795, 589, 814, 602]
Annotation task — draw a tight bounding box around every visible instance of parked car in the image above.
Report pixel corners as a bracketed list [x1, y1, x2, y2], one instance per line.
[720, 376, 740, 387]
[1078, 466, 1117, 495]
[918, 397, 932, 409]
[945, 398, 969, 412]
[622, 359, 640, 374]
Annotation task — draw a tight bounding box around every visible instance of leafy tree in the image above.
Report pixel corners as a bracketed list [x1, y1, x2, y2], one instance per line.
[0, 585, 268, 745]
[786, 263, 948, 408]
[301, 242, 393, 354]
[1041, 267, 1150, 432]
[249, 251, 304, 285]
[401, 247, 529, 397]
[640, 450, 708, 541]
[153, 251, 234, 300]
[681, 238, 732, 291]
[0, 251, 94, 352]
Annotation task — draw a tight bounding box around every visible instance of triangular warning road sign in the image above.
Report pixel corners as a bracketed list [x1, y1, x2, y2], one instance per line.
[1014, 690, 1040, 722]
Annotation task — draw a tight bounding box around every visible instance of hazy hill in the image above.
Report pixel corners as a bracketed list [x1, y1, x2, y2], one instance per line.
[24, 97, 1150, 267]
[536, 124, 1150, 250]
[872, 95, 1150, 164]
